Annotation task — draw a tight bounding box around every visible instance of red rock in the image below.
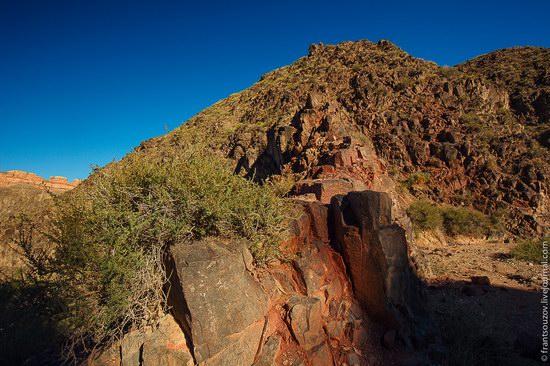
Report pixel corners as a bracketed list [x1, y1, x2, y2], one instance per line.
[292, 178, 366, 204]
[0, 170, 79, 192]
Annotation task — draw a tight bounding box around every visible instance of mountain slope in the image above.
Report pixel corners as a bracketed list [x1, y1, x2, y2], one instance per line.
[135, 40, 549, 236]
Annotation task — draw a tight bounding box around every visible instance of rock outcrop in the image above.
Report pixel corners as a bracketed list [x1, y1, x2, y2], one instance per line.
[90, 192, 433, 366]
[88, 314, 194, 366]
[0, 170, 80, 192]
[87, 40, 549, 365]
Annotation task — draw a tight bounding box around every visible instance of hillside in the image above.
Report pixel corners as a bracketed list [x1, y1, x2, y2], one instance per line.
[134, 40, 549, 237]
[1, 40, 548, 366]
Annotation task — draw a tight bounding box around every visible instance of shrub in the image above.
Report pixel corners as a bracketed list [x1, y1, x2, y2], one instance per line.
[440, 206, 493, 237]
[511, 237, 549, 263]
[406, 201, 443, 232]
[16, 144, 290, 360]
[407, 201, 498, 237]
[402, 171, 431, 189]
[460, 112, 484, 132]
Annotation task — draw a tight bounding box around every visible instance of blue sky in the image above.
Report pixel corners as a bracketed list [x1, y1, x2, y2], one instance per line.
[1, 0, 549, 181]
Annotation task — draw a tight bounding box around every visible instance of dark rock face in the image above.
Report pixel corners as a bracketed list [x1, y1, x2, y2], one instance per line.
[330, 191, 421, 330]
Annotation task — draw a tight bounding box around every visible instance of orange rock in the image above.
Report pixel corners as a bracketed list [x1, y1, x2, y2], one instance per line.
[0, 170, 79, 192]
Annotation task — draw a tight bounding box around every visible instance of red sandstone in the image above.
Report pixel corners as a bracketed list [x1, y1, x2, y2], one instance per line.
[0, 170, 80, 192]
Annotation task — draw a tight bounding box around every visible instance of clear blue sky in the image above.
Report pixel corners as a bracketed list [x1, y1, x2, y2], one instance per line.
[1, 0, 549, 181]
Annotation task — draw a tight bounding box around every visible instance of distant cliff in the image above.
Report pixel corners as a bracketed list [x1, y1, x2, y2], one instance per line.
[0, 170, 80, 192]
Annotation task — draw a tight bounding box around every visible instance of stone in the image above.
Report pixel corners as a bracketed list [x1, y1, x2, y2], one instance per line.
[252, 335, 282, 366]
[286, 295, 325, 350]
[87, 314, 194, 366]
[383, 329, 397, 349]
[330, 191, 418, 327]
[293, 178, 367, 204]
[167, 238, 268, 365]
[470, 276, 491, 285]
[328, 190, 427, 349]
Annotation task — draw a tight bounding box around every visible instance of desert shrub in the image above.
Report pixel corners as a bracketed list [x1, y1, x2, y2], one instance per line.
[402, 171, 431, 189]
[440, 206, 493, 237]
[395, 76, 413, 91]
[407, 201, 497, 237]
[460, 112, 484, 132]
[511, 237, 549, 263]
[406, 201, 443, 232]
[17, 145, 290, 360]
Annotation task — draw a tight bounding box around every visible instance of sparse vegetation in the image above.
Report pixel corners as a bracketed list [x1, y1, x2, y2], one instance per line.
[407, 200, 500, 237]
[402, 171, 431, 189]
[3, 145, 290, 361]
[406, 200, 443, 232]
[460, 112, 484, 132]
[511, 237, 549, 263]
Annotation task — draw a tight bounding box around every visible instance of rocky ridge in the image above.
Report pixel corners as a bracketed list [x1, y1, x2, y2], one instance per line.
[77, 40, 549, 365]
[139, 40, 549, 237]
[0, 170, 80, 192]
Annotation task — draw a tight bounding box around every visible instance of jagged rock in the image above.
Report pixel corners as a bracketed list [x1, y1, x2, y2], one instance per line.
[330, 191, 420, 329]
[285, 295, 326, 351]
[252, 335, 282, 366]
[167, 238, 268, 365]
[292, 178, 366, 204]
[87, 314, 194, 366]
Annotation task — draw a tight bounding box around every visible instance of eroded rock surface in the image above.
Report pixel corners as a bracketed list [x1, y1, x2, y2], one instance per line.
[0, 170, 80, 192]
[91, 192, 430, 366]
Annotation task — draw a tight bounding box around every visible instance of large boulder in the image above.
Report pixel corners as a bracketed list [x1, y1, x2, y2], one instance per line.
[330, 191, 421, 329]
[167, 238, 268, 365]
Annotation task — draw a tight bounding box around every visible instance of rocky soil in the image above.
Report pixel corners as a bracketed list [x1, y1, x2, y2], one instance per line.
[418, 233, 543, 365]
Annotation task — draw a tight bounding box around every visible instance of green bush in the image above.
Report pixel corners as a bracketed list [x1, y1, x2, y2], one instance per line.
[407, 201, 498, 237]
[16, 144, 290, 360]
[402, 171, 431, 189]
[511, 237, 549, 263]
[440, 206, 492, 237]
[460, 112, 484, 132]
[406, 201, 443, 231]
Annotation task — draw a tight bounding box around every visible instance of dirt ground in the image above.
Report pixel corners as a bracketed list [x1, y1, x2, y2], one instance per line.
[417, 233, 544, 365]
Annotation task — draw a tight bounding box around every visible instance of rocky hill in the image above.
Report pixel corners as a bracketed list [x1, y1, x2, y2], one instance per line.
[0, 170, 80, 192]
[1, 40, 548, 366]
[139, 40, 549, 237]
